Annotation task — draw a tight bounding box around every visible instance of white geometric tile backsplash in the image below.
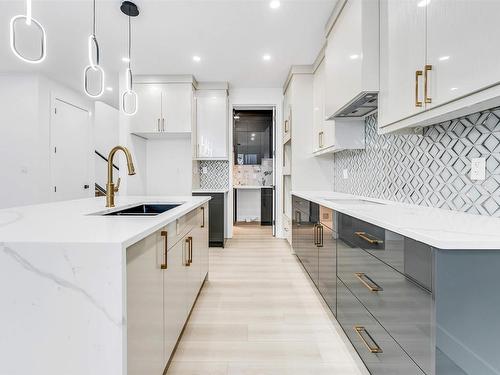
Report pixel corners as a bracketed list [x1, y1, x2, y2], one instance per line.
[334, 108, 500, 217]
[198, 160, 230, 190]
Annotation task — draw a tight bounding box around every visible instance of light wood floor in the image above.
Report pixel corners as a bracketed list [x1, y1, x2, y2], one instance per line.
[167, 224, 367, 375]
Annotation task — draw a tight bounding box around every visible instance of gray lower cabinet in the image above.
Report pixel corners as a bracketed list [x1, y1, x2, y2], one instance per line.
[293, 198, 500, 375]
[292, 196, 319, 286]
[193, 192, 224, 247]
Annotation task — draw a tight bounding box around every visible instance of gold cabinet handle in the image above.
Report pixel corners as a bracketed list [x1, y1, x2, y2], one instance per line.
[354, 326, 383, 353]
[313, 224, 319, 245]
[415, 70, 423, 107]
[317, 224, 324, 248]
[160, 231, 168, 270]
[319, 131, 324, 148]
[355, 272, 383, 292]
[354, 231, 383, 245]
[284, 120, 289, 133]
[424, 64, 432, 104]
[201, 206, 205, 228]
[184, 237, 191, 266]
[188, 236, 193, 264]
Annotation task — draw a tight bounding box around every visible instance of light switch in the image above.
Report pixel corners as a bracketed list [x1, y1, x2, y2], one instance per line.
[343, 169, 348, 179]
[470, 158, 486, 181]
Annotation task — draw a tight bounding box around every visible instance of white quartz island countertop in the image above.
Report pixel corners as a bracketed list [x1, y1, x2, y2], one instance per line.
[0, 195, 210, 247]
[0, 195, 210, 375]
[292, 191, 500, 250]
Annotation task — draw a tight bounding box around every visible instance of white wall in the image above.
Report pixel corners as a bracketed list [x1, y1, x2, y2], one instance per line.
[229, 88, 283, 238]
[236, 189, 261, 222]
[94, 102, 119, 190]
[0, 74, 94, 209]
[146, 136, 192, 196]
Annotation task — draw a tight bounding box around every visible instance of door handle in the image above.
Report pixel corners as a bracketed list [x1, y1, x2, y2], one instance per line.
[355, 272, 383, 292]
[424, 64, 432, 104]
[160, 231, 168, 269]
[201, 207, 205, 228]
[162, 118, 165, 132]
[415, 70, 423, 107]
[354, 326, 383, 353]
[157, 118, 160, 132]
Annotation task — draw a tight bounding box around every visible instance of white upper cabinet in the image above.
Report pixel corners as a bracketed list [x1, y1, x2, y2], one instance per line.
[130, 82, 193, 136]
[379, 0, 427, 128]
[379, 0, 500, 133]
[313, 60, 335, 153]
[427, 0, 500, 107]
[325, 0, 379, 119]
[195, 90, 228, 159]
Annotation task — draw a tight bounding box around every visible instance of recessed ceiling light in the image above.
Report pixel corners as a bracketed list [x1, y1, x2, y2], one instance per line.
[193, 55, 201, 62]
[263, 54, 271, 61]
[251, 133, 256, 136]
[106, 87, 113, 92]
[122, 57, 130, 63]
[270, 1, 281, 9]
[350, 54, 360, 60]
[450, 87, 458, 91]
[439, 55, 450, 61]
[417, 0, 431, 7]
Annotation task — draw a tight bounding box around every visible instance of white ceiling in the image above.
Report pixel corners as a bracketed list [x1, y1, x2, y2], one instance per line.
[0, 0, 336, 107]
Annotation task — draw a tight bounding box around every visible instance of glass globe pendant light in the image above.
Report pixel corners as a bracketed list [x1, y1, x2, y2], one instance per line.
[9, 0, 47, 63]
[84, 0, 105, 98]
[121, 1, 139, 116]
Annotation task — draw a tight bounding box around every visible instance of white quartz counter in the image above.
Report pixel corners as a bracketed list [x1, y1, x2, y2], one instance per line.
[292, 191, 500, 250]
[192, 189, 229, 193]
[0, 195, 210, 247]
[234, 185, 273, 189]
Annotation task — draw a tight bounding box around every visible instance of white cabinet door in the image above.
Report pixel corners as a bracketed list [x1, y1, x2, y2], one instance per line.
[127, 231, 164, 375]
[378, 0, 427, 128]
[192, 204, 209, 288]
[163, 236, 188, 362]
[131, 83, 162, 133]
[427, 0, 500, 108]
[196, 91, 228, 159]
[313, 61, 335, 152]
[162, 84, 193, 133]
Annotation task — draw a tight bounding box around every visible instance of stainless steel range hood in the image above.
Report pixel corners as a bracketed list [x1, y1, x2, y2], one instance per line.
[327, 92, 378, 119]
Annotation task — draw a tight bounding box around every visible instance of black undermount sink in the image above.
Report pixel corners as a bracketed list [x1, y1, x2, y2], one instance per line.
[105, 204, 181, 216]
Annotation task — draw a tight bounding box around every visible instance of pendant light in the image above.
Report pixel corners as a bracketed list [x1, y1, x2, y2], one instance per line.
[9, 0, 46, 63]
[84, 0, 105, 98]
[121, 1, 139, 116]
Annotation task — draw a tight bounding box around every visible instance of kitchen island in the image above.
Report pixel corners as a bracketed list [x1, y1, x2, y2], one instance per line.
[0, 195, 210, 375]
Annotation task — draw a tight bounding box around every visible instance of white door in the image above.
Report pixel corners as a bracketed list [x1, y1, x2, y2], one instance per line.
[427, 0, 500, 107]
[131, 83, 162, 133]
[378, 0, 427, 128]
[162, 83, 193, 133]
[51, 99, 91, 201]
[196, 91, 228, 158]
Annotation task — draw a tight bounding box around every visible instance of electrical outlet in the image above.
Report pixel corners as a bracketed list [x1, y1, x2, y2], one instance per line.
[343, 169, 348, 179]
[470, 158, 486, 181]
[202, 167, 208, 174]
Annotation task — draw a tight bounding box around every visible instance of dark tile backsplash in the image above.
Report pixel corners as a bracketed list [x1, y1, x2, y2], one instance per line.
[334, 108, 500, 217]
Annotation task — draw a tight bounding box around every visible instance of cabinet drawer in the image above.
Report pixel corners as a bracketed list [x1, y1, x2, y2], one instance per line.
[339, 213, 404, 273]
[338, 240, 433, 375]
[337, 278, 425, 375]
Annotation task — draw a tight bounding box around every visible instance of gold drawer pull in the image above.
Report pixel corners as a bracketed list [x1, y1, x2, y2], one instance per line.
[355, 272, 383, 292]
[354, 326, 383, 353]
[415, 70, 423, 107]
[354, 231, 383, 244]
[424, 64, 432, 104]
[160, 231, 168, 270]
[201, 206, 205, 228]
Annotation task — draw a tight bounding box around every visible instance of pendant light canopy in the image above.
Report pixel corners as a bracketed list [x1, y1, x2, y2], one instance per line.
[9, 0, 47, 63]
[84, 0, 105, 98]
[121, 1, 139, 116]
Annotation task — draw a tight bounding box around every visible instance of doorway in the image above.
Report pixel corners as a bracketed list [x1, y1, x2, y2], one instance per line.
[50, 98, 92, 201]
[232, 108, 276, 235]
